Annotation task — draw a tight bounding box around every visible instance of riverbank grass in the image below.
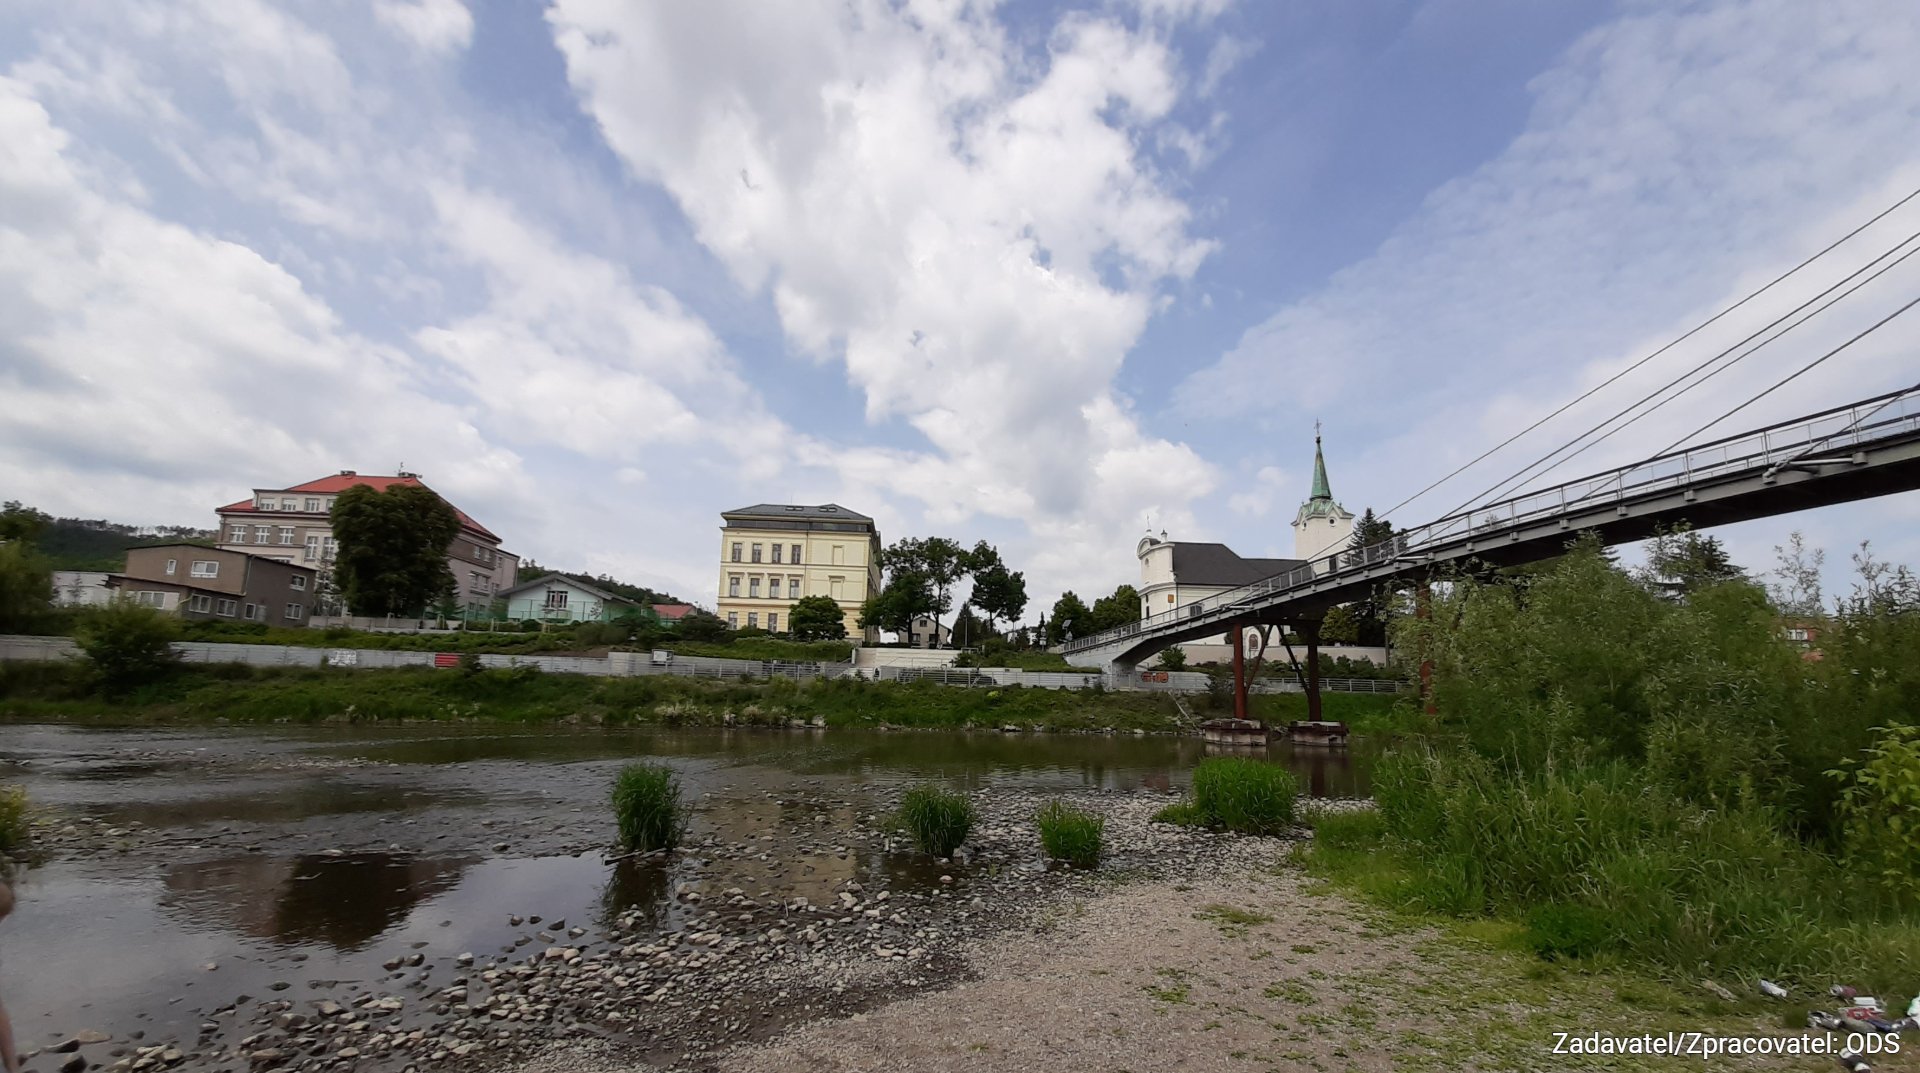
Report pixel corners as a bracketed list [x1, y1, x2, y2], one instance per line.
[611, 763, 685, 853]
[898, 785, 974, 857]
[1193, 757, 1297, 834]
[1034, 799, 1103, 867]
[0, 785, 27, 853]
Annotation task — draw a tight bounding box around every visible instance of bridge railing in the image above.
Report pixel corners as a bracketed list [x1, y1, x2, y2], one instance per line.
[1064, 384, 1920, 655]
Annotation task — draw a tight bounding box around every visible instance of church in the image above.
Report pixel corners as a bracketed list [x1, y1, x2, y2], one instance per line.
[1135, 433, 1364, 661]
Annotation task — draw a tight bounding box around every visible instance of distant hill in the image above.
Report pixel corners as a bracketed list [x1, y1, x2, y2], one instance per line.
[4, 502, 214, 570]
[515, 562, 686, 609]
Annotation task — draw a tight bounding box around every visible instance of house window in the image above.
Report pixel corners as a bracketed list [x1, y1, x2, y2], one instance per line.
[255, 496, 272, 510]
[731, 542, 743, 562]
[279, 498, 295, 511]
[747, 612, 758, 629]
[771, 544, 783, 564]
[285, 603, 304, 620]
[254, 525, 271, 543]
[751, 544, 763, 563]
[228, 525, 248, 543]
[243, 603, 261, 621]
[304, 498, 321, 512]
[767, 613, 778, 632]
[544, 589, 569, 610]
[189, 594, 213, 613]
[749, 577, 760, 598]
[216, 598, 238, 617]
[165, 559, 177, 576]
[278, 526, 295, 545]
[726, 612, 738, 629]
[832, 545, 844, 565]
[135, 591, 168, 608]
[769, 578, 781, 598]
[1787, 628, 1810, 642]
[789, 576, 802, 596]
[728, 576, 740, 597]
[305, 536, 321, 561]
[190, 560, 219, 578]
[290, 576, 308, 591]
[791, 543, 802, 563]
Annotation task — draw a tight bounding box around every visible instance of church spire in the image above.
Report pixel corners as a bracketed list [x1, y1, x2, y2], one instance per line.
[1310, 422, 1332, 501]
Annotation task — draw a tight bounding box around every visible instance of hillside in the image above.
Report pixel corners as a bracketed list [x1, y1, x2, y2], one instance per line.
[4, 501, 214, 570]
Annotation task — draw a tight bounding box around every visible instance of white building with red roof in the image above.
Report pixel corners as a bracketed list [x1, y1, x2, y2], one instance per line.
[213, 470, 517, 616]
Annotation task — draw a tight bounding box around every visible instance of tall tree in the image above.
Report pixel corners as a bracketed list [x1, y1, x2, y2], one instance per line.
[1642, 527, 1743, 599]
[858, 569, 936, 638]
[1346, 507, 1397, 566]
[0, 501, 51, 545]
[0, 541, 53, 632]
[966, 542, 1028, 636]
[329, 484, 461, 616]
[1768, 531, 1826, 618]
[1087, 584, 1141, 632]
[788, 594, 849, 641]
[1046, 591, 1092, 645]
[881, 538, 969, 635]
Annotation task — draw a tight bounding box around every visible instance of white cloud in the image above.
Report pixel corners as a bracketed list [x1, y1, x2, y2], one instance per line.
[546, 0, 1223, 599]
[1226, 465, 1288, 517]
[374, 0, 474, 55]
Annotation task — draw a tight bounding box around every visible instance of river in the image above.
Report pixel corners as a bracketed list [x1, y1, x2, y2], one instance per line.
[0, 724, 1370, 1069]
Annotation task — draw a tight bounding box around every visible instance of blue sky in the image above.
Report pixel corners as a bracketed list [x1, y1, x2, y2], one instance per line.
[2, 0, 1918, 618]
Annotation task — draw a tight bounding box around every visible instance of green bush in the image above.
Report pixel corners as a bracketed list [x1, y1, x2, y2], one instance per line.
[611, 763, 685, 852]
[1191, 757, 1297, 835]
[74, 601, 181, 692]
[898, 785, 974, 857]
[1151, 801, 1205, 826]
[1158, 647, 1186, 671]
[1832, 723, 1920, 903]
[0, 785, 28, 853]
[1035, 800, 1103, 867]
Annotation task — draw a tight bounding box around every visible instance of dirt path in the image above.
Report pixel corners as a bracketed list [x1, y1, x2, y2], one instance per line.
[519, 847, 1908, 1073]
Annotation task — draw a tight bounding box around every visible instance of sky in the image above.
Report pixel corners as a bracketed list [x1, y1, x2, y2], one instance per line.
[3, 0, 1919, 620]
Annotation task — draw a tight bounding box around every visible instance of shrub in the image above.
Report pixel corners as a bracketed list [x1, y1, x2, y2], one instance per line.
[1191, 757, 1297, 835]
[1035, 800, 1103, 867]
[520, 619, 543, 633]
[73, 601, 181, 692]
[1832, 723, 1920, 903]
[898, 785, 974, 857]
[611, 763, 685, 852]
[0, 785, 28, 853]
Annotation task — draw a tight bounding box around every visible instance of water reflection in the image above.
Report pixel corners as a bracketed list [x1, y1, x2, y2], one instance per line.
[598, 857, 672, 930]
[162, 853, 472, 951]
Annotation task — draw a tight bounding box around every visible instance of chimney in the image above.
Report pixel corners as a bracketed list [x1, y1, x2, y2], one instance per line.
[339, 470, 356, 477]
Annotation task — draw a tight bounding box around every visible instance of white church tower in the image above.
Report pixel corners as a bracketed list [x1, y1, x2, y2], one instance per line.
[1291, 429, 1354, 563]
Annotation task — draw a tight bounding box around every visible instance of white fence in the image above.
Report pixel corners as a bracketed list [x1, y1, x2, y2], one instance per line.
[0, 636, 1404, 694]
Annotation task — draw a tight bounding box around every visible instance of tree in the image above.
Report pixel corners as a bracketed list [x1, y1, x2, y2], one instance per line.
[967, 545, 1028, 636]
[676, 609, 732, 643]
[1158, 646, 1187, 671]
[1047, 591, 1092, 645]
[1087, 584, 1141, 632]
[859, 570, 935, 638]
[1768, 531, 1826, 617]
[880, 538, 969, 638]
[789, 594, 849, 641]
[0, 540, 53, 632]
[1346, 507, 1398, 567]
[951, 603, 993, 647]
[1642, 526, 1743, 598]
[330, 485, 461, 616]
[0, 501, 51, 545]
[1320, 604, 1361, 645]
[74, 600, 180, 692]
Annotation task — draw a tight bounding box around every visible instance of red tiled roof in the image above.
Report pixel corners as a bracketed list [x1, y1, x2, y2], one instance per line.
[216, 474, 500, 541]
[651, 603, 696, 621]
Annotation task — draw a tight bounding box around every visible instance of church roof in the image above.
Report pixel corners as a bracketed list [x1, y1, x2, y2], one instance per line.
[1294, 434, 1352, 525]
[1166, 542, 1307, 587]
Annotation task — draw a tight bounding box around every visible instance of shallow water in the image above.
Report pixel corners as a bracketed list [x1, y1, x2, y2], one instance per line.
[0, 723, 1370, 1057]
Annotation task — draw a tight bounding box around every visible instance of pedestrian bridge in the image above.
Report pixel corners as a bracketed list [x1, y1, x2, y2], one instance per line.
[1063, 385, 1920, 674]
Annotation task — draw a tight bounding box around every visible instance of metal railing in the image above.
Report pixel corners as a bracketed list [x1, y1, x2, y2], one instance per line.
[1066, 384, 1920, 655]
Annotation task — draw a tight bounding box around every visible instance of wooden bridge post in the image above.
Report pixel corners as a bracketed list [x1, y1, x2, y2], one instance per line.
[1301, 619, 1323, 723]
[1231, 621, 1249, 722]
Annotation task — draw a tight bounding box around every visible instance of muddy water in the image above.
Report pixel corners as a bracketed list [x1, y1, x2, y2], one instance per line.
[0, 725, 1369, 1062]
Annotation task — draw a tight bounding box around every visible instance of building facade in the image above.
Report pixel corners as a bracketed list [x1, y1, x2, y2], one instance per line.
[717, 504, 882, 640]
[111, 545, 318, 627]
[213, 471, 517, 616]
[495, 573, 644, 624]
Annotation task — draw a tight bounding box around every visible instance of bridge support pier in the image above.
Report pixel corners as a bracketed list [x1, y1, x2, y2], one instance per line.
[1301, 620, 1323, 723]
[1231, 623, 1249, 721]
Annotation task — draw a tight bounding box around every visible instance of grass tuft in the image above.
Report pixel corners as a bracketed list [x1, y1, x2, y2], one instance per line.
[0, 785, 28, 853]
[611, 763, 685, 852]
[1152, 800, 1205, 826]
[1191, 757, 1298, 834]
[1035, 799, 1104, 868]
[898, 784, 974, 857]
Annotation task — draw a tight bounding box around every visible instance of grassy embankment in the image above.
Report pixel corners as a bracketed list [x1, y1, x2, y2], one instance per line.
[0, 660, 1395, 731]
[1301, 541, 1920, 993]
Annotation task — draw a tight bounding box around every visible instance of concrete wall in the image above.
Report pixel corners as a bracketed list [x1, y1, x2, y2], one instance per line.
[852, 647, 960, 670]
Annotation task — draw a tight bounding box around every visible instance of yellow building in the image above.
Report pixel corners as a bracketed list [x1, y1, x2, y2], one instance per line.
[717, 504, 882, 641]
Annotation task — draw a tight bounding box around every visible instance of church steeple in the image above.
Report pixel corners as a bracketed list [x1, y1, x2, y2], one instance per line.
[1309, 425, 1332, 502]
